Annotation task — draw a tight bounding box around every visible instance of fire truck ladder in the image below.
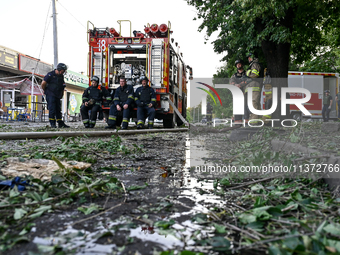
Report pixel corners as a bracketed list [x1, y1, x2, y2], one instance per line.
[90, 46, 104, 82]
[149, 39, 164, 87]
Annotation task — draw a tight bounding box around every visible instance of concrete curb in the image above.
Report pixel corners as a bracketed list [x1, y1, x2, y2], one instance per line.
[0, 128, 189, 140]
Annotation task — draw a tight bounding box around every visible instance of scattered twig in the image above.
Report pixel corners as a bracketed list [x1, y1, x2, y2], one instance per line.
[71, 199, 126, 226]
[234, 232, 314, 252]
[224, 175, 282, 191]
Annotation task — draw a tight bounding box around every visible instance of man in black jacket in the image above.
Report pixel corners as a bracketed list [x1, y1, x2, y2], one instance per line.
[135, 77, 156, 129]
[41, 63, 69, 128]
[81, 76, 111, 128]
[106, 77, 134, 129]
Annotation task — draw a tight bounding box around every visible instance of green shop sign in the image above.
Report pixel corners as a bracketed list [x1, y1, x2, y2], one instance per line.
[64, 70, 89, 88]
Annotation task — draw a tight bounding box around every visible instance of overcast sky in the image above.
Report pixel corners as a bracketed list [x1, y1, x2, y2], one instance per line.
[1, 0, 223, 76]
[1, 0, 221, 106]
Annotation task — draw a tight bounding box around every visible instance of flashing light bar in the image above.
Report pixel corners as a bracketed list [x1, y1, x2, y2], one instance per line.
[109, 28, 120, 37]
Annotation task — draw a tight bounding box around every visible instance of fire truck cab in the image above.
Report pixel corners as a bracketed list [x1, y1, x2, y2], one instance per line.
[87, 20, 192, 128]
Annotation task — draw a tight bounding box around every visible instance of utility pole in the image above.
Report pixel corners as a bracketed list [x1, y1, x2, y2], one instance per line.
[52, 0, 58, 67]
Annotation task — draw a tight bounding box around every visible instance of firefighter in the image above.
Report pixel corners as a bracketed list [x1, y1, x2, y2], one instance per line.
[41, 63, 70, 128]
[336, 91, 340, 119]
[322, 90, 332, 122]
[135, 77, 156, 129]
[106, 77, 134, 129]
[80, 76, 111, 128]
[230, 59, 246, 124]
[243, 53, 263, 124]
[262, 68, 272, 124]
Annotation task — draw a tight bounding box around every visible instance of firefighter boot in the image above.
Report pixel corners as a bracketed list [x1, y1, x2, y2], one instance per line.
[148, 123, 153, 129]
[89, 124, 95, 128]
[49, 120, 56, 128]
[121, 121, 128, 130]
[84, 123, 90, 128]
[58, 121, 70, 128]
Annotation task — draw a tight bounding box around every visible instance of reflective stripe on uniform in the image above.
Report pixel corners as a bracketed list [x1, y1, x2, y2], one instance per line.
[252, 69, 259, 76]
[137, 120, 144, 125]
[83, 119, 89, 124]
[265, 91, 272, 95]
[245, 87, 261, 93]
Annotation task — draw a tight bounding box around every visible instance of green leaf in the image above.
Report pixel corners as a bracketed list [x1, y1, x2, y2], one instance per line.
[213, 223, 227, 234]
[323, 224, 340, 236]
[154, 219, 175, 229]
[192, 213, 208, 224]
[210, 236, 230, 251]
[14, 208, 27, 220]
[9, 186, 20, 197]
[77, 204, 99, 215]
[246, 221, 264, 232]
[238, 213, 257, 224]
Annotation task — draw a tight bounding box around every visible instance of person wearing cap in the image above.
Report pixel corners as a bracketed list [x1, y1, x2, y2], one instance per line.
[80, 76, 111, 128]
[135, 77, 156, 129]
[106, 77, 134, 129]
[41, 63, 70, 128]
[244, 53, 262, 123]
[322, 90, 332, 122]
[230, 59, 246, 124]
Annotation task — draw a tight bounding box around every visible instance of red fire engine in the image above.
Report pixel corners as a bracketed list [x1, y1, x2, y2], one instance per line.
[87, 20, 192, 128]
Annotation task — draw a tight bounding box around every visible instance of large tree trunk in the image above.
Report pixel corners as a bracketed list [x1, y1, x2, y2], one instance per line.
[262, 42, 291, 123]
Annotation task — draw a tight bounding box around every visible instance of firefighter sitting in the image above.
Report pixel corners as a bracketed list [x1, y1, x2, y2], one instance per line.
[81, 76, 111, 128]
[135, 77, 156, 129]
[106, 77, 134, 129]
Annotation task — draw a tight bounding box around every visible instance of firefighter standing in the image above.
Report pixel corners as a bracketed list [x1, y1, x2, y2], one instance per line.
[244, 53, 262, 123]
[135, 77, 156, 129]
[230, 59, 246, 124]
[81, 76, 111, 128]
[106, 77, 134, 129]
[322, 90, 332, 122]
[336, 91, 340, 119]
[41, 63, 70, 128]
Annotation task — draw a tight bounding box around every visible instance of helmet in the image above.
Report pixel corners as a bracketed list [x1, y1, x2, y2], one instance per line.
[91, 76, 100, 83]
[246, 52, 256, 59]
[56, 63, 67, 71]
[141, 76, 149, 82]
[325, 90, 330, 93]
[234, 59, 243, 67]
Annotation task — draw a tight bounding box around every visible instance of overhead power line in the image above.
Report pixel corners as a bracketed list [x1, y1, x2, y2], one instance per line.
[57, 1, 86, 30]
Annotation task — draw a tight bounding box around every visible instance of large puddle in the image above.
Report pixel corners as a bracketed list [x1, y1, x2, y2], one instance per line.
[33, 134, 225, 254]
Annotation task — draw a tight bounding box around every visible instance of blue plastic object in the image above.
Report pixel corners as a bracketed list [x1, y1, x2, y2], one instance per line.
[0, 177, 31, 191]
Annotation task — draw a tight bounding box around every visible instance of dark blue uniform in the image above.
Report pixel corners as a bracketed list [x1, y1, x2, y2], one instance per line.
[43, 70, 65, 126]
[81, 85, 111, 127]
[108, 85, 134, 129]
[135, 85, 156, 128]
[322, 94, 332, 122]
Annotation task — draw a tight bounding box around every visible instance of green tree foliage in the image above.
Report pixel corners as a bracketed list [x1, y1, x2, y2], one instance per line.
[186, 0, 340, 78]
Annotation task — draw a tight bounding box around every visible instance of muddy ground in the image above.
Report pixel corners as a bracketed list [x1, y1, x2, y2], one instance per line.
[0, 122, 340, 255]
